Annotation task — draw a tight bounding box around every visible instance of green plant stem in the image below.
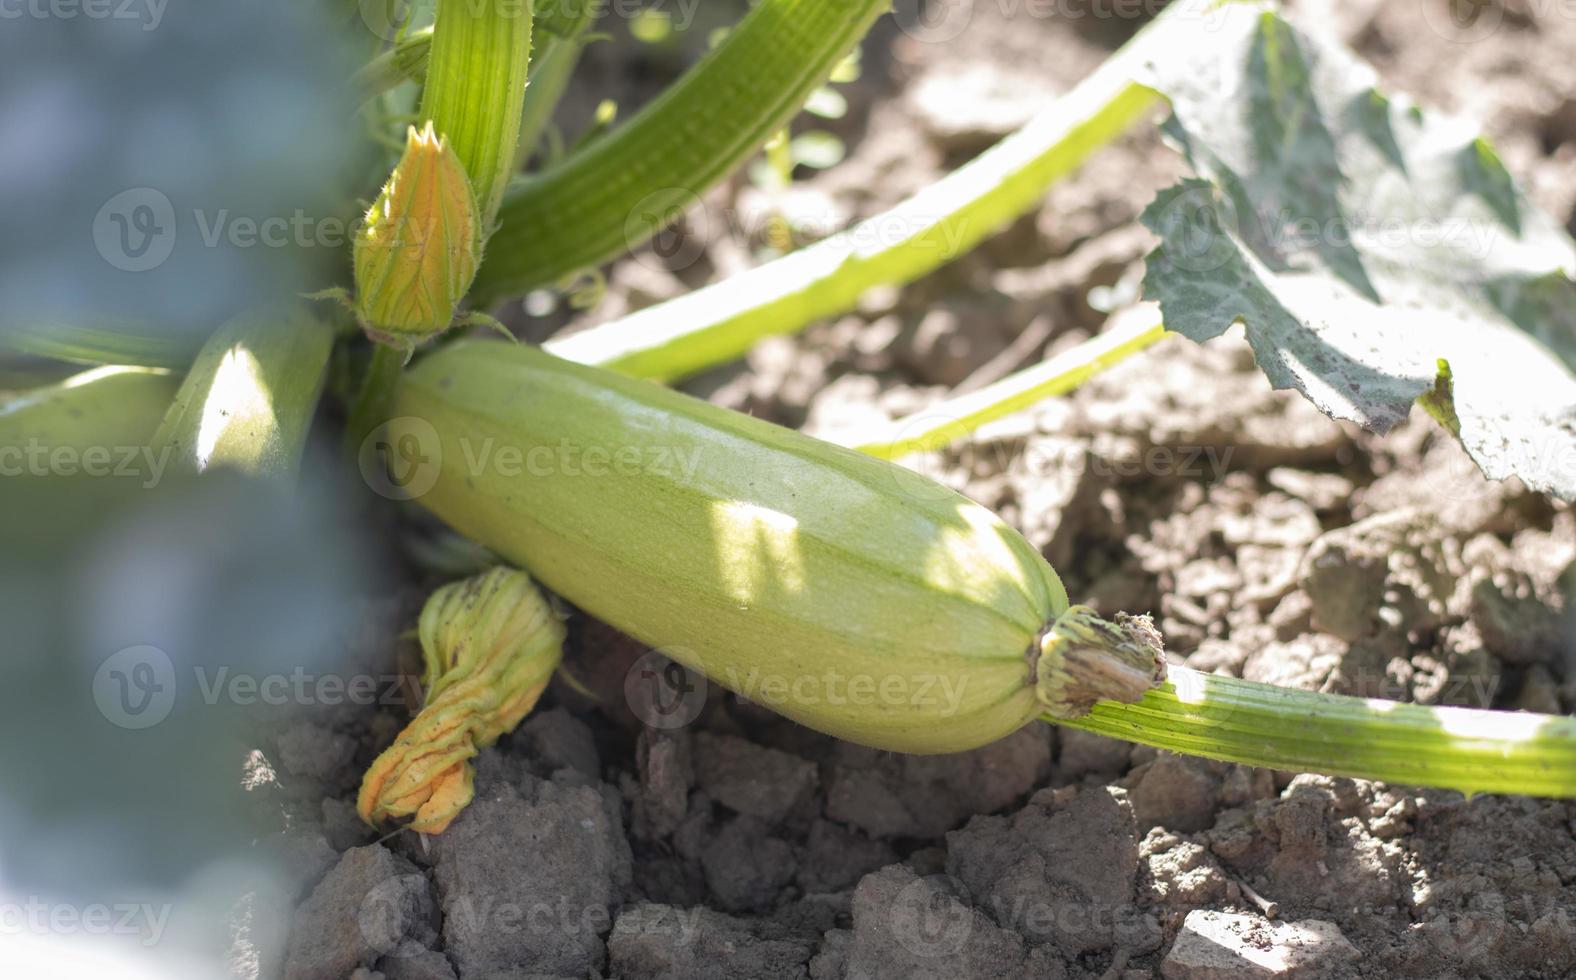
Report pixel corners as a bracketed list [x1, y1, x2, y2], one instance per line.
[2, 322, 198, 370]
[353, 25, 434, 102]
[853, 315, 1168, 459]
[154, 307, 334, 480]
[514, 29, 587, 169]
[344, 342, 406, 458]
[544, 21, 1168, 381]
[357, 2, 591, 103]
[472, 0, 891, 303]
[1054, 666, 1576, 798]
[516, 0, 600, 169]
[420, 0, 534, 228]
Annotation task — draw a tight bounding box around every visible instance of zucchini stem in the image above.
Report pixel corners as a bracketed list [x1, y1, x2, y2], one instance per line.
[1036, 606, 1167, 719]
[1053, 665, 1576, 799]
[344, 342, 405, 458]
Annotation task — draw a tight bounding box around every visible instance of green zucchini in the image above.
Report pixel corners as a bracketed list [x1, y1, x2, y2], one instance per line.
[153, 307, 333, 479]
[392, 341, 1161, 753]
[1, 365, 175, 455]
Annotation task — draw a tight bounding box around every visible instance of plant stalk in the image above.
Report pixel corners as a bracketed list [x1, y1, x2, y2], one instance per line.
[473, 0, 891, 302]
[543, 16, 1169, 381]
[419, 0, 534, 229]
[1053, 665, 1576, 798]
[344, 341, 406, 459]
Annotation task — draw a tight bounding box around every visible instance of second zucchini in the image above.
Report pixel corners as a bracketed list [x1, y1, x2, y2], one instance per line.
[391, 341, 1162, 753]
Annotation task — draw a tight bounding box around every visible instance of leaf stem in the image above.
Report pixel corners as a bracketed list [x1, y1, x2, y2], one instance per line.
[473, 0, 892, 302]
[543, 19, 1169, 381]
[853, 314, 1167, 459]
[513, 1, 599, 168]
[1052, 665, 1576, 798]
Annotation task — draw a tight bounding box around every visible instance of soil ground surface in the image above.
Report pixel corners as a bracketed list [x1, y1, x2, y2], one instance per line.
[261, 3, 1576, 978]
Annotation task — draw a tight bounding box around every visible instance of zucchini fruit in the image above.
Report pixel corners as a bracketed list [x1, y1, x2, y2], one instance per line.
[391, 341, 1162, 753]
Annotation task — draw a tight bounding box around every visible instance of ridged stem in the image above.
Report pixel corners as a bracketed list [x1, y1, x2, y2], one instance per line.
[1052, 666, 1576, 798]
[344, 341, 407, 458]
[419, 0, 534, 229]
[543, 17, 1169, 381]
[472, 0, 891, 302]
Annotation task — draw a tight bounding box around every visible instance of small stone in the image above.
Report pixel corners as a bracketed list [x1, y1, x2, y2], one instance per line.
[842, 865, 1033, 979]
[1138, 830, 1229, 908]
[693, 733, 816, 825]
[276, 722, 358, 782]
[1129, 754, 1224, 833]
[608, 903, 815, 980]
[701, 817, 796, 912]
[378, 949, 457, 980]
[634, 728, 693, 840]
[430, 782, 631, 977]
[1162, 910, 1359, 978]
[797, 820, 897, 894]
[1469, 572, 1565, 666]
[284, 846, 434, 980]
[518, 706, 601, 778]
[1265, 468, 1354, 513]
[825, 725, 1051, 839]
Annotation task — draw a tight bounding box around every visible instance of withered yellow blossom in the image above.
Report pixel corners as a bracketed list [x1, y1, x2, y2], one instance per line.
[358, 566, 564, 833]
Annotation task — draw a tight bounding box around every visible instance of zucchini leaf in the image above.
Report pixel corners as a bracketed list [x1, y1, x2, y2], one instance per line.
[1140, 5, 1576, 500]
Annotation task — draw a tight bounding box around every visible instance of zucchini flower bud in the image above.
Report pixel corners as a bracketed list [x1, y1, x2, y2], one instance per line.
[358, 566, 564, 833]
[352, 121, 482, 349]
